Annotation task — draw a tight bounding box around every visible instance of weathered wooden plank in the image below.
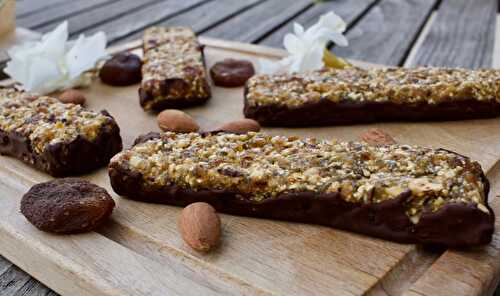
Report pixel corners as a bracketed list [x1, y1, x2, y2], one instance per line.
[333, 0, 437, 66]
[203, 0, 312, 43]
[407, 0, 497, 68]
[402, 11, 437, 68]
[16, 0, 117, 30]
[1, 253, 54, 296]
[259, 0, 376, 47]
[118, 0, 263, 44]
[82, 0, 208, 44]
[0, 256, 12, 276]
[0, 265, 32, 296]
[9, 277, 57, 296]
[35, 0, 163, 35]
[15, 0, 68, 18]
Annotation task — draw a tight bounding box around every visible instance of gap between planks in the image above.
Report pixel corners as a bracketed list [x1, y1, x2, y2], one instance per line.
[403, 12, 437, 67]
[493, 14, 500, 68]
[365, 246, 443, 296]
[252, 1, 315, 44]
[408, 11, 499, 68]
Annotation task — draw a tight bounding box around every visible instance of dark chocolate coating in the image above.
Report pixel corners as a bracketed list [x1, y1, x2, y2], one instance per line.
[139, 86, 210, 111]
[99, 52, 142, 86]
[21, 178, 115, 234]
[0, 110, 123, 177]
[210, 59, 255, 87]
[109, 140, 494, 247]
[132, 131, 161, 147]
[243, 85, 500, 126]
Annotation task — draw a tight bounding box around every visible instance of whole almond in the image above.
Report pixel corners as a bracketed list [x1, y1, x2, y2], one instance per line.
[157, 109, 199, 133]
[177, 202, 221, 252]
[218, 119, 261, 133]
[58, 89, 86, 105]
[360, 128, 396, 146]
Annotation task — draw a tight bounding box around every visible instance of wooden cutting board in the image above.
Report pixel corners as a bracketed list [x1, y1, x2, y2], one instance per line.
[1, 37, 500, 296]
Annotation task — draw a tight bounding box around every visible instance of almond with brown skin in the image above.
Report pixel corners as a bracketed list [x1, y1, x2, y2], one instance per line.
[360, 128, 396, 146]
[218, 119, 261, 133]
[58, 89, 86, 105]
[157, 109, 200, 133]
[177, 202, 221, 252]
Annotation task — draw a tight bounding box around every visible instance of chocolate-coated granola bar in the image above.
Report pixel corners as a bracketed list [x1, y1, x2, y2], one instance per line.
[244, 67, 500, 126]
[139, 27, 211, 111]
[109, 132, 494, 247]
[0, 88, 122, 176]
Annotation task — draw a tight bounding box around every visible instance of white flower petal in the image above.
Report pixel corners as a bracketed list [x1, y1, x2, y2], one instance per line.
[304, 22, 323, 40]
[316, 29, 349, 47]
[319, 11, 347, 33]
[4, 21, 107, 94]
[288, 56, 303, 74]
[4, 56, 29, 84]
[24, 57, 64, 94]
[293, 22, 305, 36]
[39, 21, 69, 59]
[65, 31, 107, 79]
[258, 58, 286, 74]
[274, 11, 350, 74]
[283, 33, 304, 55]
[298, 45, 325, 72]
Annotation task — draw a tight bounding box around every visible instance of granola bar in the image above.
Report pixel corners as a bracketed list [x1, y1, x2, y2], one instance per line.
[0, 88, 122, 176]
[139, 27, 211, 111]
[109, 131, 494, 247]
[244, 67, 500, 126]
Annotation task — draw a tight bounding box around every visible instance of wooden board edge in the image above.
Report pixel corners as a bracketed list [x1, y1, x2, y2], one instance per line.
[403, 11, 437, 67]
[108, 37, 287, 58]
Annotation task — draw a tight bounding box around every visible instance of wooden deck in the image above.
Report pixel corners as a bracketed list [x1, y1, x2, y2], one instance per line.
[2, 0, 500, 295]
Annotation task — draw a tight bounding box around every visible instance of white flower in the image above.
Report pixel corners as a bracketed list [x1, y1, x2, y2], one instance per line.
[4, 21, 107, 94]
[258, 11, 348, 75]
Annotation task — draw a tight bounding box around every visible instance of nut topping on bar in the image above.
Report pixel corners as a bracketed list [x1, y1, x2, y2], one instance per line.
[246, 67, 500, 108]
[0, 88, 115, 154]
[140, 27, 211, 110]
[111, 132, 488, 223]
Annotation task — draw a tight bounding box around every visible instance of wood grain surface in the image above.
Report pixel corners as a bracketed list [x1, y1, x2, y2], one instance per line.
[203, 0, 312, 43]
[259, 0, 376, 48]
[0, 256, 56, 296]
[119, 0, 264, 43]
[35, 0, 163, 35]
[333, 0, 438, 66]
[17, 0, 114, 30]
[407, 0, 497, 68]
[1, 37, 500, 296]
[82, 0, 206, 44]
[15, 0, 69, 18]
